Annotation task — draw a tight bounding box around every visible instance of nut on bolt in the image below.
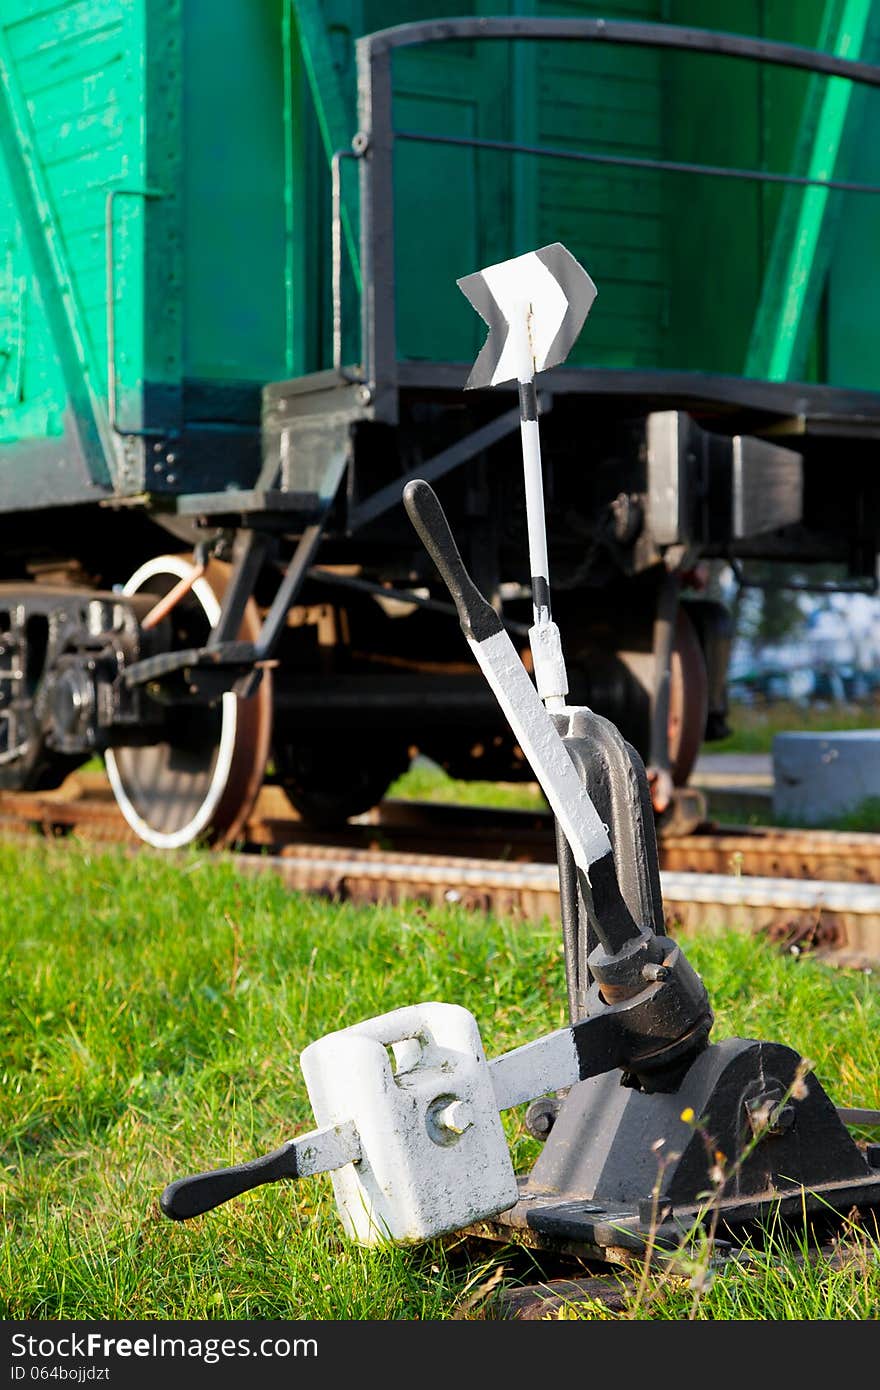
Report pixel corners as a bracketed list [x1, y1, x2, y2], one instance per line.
[525, 1096, 560, 1140]
[642, 961, 670, 982]
[435, 1099, 473, 1136]
[746, 1092, 795, 1138]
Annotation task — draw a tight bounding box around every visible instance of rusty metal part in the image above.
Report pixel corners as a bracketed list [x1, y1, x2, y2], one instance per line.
[654, 786, 707, 837]
[140, 562, 206, 631]
[251, 788, 559, 861]
[5, 775, 880, 883]
[0, 777, 140, 842]
[209, 562, 274, 846]
[488, 1234, 879, 1316]
[222, 844, 880, 966]
[644, 607, 709, 810]
[493, 1273, 632, 1319]
[647, 765, 675, 817]
[658, 823, 880, 883]
[263, 801, 880, 895]
[667, 607, 709, 787]
[3, 779, 880, 961]
[660, 869, 880, 967]
[238, 844, 566, 923]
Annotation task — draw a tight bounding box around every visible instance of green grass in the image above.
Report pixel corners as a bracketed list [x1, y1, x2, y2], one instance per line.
[1, 839, 879, 1321]
[388, 758, 548, 812]
[712, 700, 880, 756]
[716, 798, 880, 834]
[390, 740, 880, 832]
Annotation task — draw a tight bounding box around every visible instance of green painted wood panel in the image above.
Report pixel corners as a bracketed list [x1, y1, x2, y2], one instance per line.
[533, 0, 666, 370]
[391, 30, 512, 362]
[2, 0, 879, 514]
[180, 0, 288, 384]
[0, 0, 138, 471]
[667, 0, 879, 388]
[746, 0, 874, 382]
[0, 192, 65, 441]
[827, 79, 880, 387]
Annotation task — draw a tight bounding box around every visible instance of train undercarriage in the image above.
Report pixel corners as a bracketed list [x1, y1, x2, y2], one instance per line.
[3, 374, 865, 850]
[0, 539, 719, 847]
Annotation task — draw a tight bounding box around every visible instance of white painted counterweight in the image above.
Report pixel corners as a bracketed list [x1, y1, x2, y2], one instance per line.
[773, 729, 880, 824]
[299, 1002, 518, 1245]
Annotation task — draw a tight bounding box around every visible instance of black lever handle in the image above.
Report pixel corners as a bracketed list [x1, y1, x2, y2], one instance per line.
[160, 1141, 300, 1220]
[403, 479, 503, 642]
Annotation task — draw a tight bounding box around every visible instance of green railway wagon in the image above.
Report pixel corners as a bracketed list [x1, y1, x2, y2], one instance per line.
[1, 1, 879, 846]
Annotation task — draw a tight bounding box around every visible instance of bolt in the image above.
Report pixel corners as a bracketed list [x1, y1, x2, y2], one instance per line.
[391, 1037, 421, 1075]
[746, 1092, 795, 1138]
[767, 1102, 796, 1135]
[642, 962, 670, 982]
[356, 384, 373, 406]
[435, 1100, 473, 1136]
[525, 1097, 559, 1140]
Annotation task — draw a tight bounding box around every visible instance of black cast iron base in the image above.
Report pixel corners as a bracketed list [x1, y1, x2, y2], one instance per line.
[472, 1037, 880, 1262]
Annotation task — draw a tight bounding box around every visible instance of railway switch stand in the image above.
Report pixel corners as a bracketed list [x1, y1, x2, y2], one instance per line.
[161, 475, 880, 1254]
[161, 247, 880, 1259]
[400, 479, 880, 1256]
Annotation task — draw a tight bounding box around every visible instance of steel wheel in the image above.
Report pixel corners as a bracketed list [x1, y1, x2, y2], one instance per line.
[105, 556, 272, 848]
[668, 607, 709, 786]
[273, 732, 411, 828]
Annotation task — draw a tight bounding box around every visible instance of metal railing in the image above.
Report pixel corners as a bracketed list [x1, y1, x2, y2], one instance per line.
[343, 16, 880, 421]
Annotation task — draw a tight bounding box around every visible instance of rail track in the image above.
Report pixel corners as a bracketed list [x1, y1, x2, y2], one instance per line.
[4, 772, 880, 966]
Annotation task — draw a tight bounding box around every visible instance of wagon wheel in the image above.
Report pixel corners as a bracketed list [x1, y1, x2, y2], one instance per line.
[105, 556, 272, 848]
[273, 732, 412, 828]
[668, 607, 709, 787]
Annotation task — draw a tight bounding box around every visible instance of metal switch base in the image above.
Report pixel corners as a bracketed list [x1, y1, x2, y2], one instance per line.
[473, 1037, 880, 1262]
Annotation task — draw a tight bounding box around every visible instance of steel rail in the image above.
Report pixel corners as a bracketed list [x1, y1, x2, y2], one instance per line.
[229, 843, 880, 968]
[5, 777, 880, 873]
[3, 780, 880, 962]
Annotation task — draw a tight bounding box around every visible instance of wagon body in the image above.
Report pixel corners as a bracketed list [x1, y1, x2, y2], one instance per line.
[0, 0, 290, 509]
[0, 0, 878, 517]
[1, 1, 879, 843]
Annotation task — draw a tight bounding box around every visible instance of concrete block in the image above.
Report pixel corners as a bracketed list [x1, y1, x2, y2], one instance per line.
[773, 730, 880, 825]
